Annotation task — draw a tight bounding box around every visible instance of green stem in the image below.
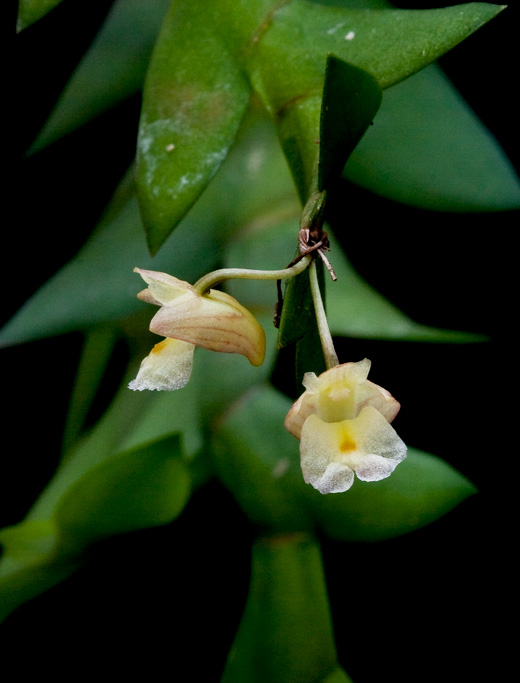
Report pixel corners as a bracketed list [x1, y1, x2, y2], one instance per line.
[308, 259, 339, 369]
[193, 255, 312, 295]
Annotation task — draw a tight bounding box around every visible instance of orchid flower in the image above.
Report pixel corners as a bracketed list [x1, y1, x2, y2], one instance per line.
[129, 268, 266, 391]
[285, 358, 407, 494]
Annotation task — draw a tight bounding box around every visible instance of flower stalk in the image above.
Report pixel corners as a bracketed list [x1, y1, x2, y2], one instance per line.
[192, 255, 312, 295]
[308, 259, 339, 369]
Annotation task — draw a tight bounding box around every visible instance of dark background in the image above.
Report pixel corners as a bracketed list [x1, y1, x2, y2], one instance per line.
[2, 1, 515, 680]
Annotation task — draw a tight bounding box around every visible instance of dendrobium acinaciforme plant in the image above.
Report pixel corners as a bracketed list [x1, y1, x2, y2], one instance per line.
[4, 1, 505, 674]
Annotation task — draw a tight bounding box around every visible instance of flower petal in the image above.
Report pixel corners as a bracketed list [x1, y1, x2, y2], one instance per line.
[345, 406, 407, 468]
[299, 406, 406, 494]
[300, 414, 356, 494]
[149, 288, 266, 366]
[285, 359, 400, 437]
[354, 455, 400, 482]
[128, 338, 194, 391]
[134, 268, 193, 305]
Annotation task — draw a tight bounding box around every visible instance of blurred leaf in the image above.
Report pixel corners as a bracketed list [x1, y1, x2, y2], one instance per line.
[0, 434, 191, 622]
[0, 175, 221, 348]
[323, 670, 355, 683]
[221, 533, 346, 683]
[0, 519, 79, 623]
[31, 0, 172, 151]
[211, 386, 313, 533]
[310, 445, 476, 542]
[318, 55, 382, 191]
[212, 385, 476, 541]
[61, 326, 117, 455]
[55, 435, 190, 549]
[346, 63, 520, 211]
[17, 0, 64, 31]
[137, 1, 251, 254]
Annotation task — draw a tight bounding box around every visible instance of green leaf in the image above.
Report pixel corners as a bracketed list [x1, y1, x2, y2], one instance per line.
[136, 0, 504, 245]
[318, 55, 382, 191]
[211, 386, 313, 533]
[346, 63, 520, 211]
[0, 174, 221, 348]
[61, 326, 117, 455]
[54, 436, 191, 549]
[137, 2, 251, 253]
[17, 0, 63, 31]
[0, 520, 79, 622]
[238, 0, 504, 198]
[31, 0, 172, 151]
[309, 445, 476, 542]
[0, 434, 191, 622]
[221, 533, 344, 683]
[212, 385, 476, 541]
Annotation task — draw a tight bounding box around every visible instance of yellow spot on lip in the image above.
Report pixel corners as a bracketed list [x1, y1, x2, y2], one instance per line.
[339, 432, 356, 453]
[151, 339, 170, 354]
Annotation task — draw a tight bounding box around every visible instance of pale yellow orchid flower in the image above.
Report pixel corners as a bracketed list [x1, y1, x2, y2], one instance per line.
[129, 268, 266, 391]
[285, 358, 406, 494]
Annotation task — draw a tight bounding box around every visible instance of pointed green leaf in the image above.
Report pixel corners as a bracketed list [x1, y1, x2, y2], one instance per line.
[32, 0, 172, 151]
[318, 55, 382, 191]
[245, 1, 505, 99]
[239, 0, 504, 198]
[346, 63, 520, 211]
[137, 2, 251, 253]
[211, 386, 313, 533]
[54, 436, 190, 549]
[0, 175, 221, 348]
[0, 520, 78, 622]
[278, 263, 328, 385]
[221, 534, 343, 683]
[61, 327, 117, 455]
[0, 434, 191, 622]
[309, 445, 476, 542]
[17, 0, 64, 31]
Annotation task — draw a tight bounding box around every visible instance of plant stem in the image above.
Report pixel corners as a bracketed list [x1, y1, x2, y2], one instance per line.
[308, 259, 339, 369]
[193, 255, 312, 295]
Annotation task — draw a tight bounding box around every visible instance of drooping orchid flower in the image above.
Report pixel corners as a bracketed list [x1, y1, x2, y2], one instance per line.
[285, 358, 407, 494]
[129, 268, 265, 391]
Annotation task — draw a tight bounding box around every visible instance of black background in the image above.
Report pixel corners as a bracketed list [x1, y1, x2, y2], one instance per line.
[2, 1, 515, 680]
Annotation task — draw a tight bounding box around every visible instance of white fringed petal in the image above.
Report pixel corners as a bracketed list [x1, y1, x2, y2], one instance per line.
[299, 406, 407, 495]
[128, 338, 194, 391]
